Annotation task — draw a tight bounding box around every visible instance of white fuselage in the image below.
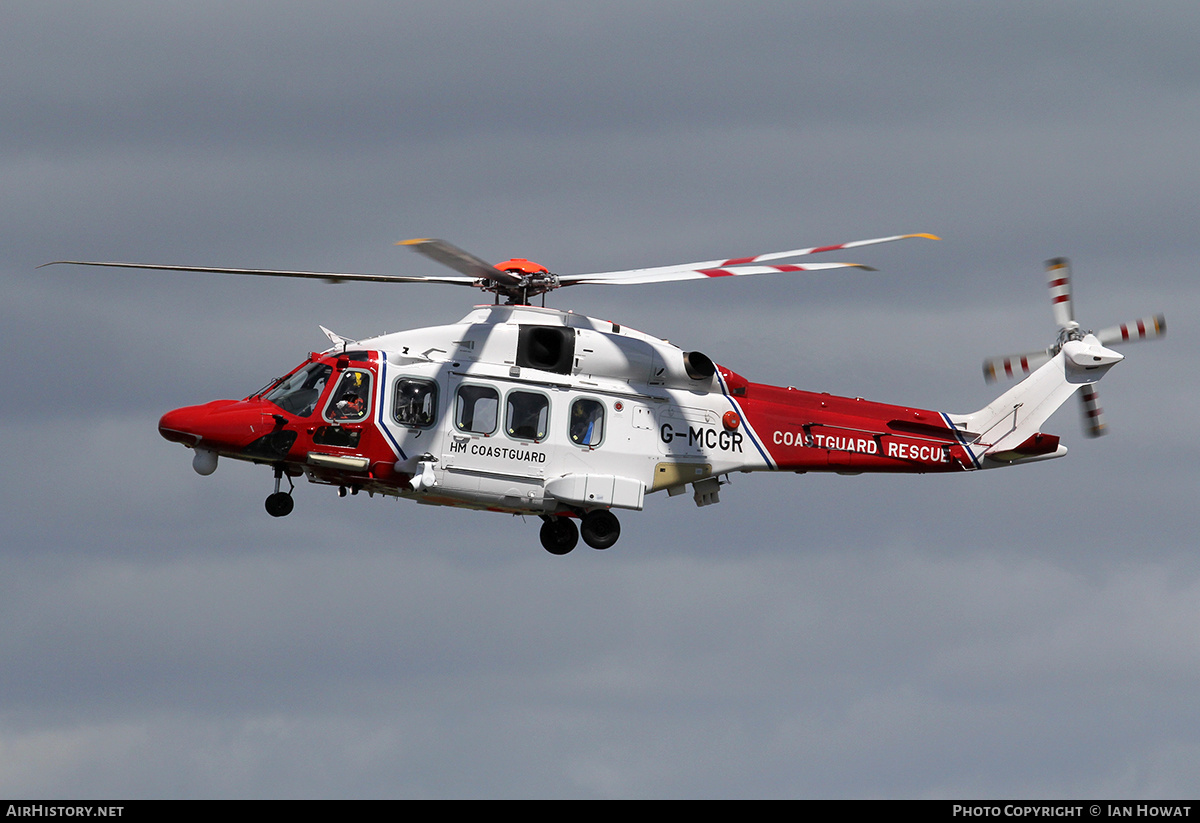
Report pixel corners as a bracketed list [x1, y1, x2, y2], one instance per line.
[353, 304, 760, 513]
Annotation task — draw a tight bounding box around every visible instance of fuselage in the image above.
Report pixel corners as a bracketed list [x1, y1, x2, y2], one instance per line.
[159, 304, 982, 518]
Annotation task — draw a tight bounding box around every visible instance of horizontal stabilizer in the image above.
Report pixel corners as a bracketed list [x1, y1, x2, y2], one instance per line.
[985, 432, 1060, 462]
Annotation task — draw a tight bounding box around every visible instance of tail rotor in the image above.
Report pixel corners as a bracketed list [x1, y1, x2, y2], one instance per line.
[983, 258, 1165, 437]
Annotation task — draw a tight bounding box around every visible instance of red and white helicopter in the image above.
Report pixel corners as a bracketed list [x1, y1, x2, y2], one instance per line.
[50, 234, 1165, 554]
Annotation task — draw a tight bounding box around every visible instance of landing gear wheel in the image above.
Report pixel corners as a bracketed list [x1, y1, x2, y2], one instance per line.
[540, 517, 578, 555]
[580, 509, 620, 550]
[265, 492, 294, 517]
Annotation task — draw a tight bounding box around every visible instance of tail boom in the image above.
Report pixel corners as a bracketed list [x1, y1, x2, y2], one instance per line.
[723, 376, 980, 475]
[719, 335, 1120, 476]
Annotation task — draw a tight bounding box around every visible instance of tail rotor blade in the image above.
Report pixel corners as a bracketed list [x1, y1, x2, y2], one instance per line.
[1095, 313, 1166, 346]
[1046, 257, 1075, 329]
[1078, 384, 1106, 437]
[983, 350, 1052, 383]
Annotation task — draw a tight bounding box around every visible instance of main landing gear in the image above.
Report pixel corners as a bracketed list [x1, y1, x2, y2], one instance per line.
[539, 510, 622, 555]
[580, 509, 620, 550]
[539, 517, 577, 555]
[265, 466, 295, 518]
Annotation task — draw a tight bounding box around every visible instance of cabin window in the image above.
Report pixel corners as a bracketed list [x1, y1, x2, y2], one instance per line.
[456, 384, 499, 434]
[505, 391, 550, 442]
[265, 362, 332, 417]
[394, 378, 438, 428]
[325, 369, 372, 422]
[569, 398, 605, 447]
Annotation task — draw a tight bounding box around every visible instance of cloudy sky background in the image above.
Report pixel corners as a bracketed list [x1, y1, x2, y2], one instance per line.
[3, 1, 1198, 798]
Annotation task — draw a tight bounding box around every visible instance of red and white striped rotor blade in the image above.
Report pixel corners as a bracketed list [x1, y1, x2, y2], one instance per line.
[560, 232, 938, 284]
[564, 261, 871, 286]
[1094, 314, 1166, 347]
[982, 350, 1053, 383]
[1078, 384, 1107, 437]
[1046, 257, 1075, 329]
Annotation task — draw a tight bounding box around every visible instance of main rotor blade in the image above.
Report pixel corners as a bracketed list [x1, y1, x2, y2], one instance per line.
[1046, 257, 1076, 329]
[40, 260, 478, 286]
[1078, 384, 1106, 437]
[560, 232, 939, 283]
[1094, 314, 1166, 346]
[983, 350, 1053, 383]
[397, 238, 522, 286]
[563, 260, 873, 286]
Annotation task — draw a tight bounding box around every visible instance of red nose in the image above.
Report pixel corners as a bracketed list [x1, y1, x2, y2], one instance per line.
[159, 399, 275, 451]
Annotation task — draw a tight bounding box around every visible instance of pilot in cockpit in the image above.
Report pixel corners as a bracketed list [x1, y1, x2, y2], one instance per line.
[329, 371, 369, 421]
[332, 393, 365, 420]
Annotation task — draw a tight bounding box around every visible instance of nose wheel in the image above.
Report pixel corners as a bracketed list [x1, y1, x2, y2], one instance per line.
[265, 492, 294, 517]
[265, 466, 295, 518]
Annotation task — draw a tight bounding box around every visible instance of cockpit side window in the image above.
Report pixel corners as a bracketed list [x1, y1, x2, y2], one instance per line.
[394, 378, 438, 428]
[325, 370, 372, 422]
[264, 363, 333, 417]
[456, 384, 499, 434]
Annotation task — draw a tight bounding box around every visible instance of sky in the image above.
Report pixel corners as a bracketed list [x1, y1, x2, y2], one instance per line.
[2, 0, 1198, 799]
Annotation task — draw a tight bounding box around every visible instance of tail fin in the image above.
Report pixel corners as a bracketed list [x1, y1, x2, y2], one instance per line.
[950, 334, 1123, 463]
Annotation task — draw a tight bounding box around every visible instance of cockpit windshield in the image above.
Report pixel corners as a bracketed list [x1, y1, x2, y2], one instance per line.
[264, 362, 333, 417]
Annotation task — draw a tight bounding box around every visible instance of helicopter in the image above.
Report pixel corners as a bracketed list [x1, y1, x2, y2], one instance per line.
[47, 234, 1165, 554]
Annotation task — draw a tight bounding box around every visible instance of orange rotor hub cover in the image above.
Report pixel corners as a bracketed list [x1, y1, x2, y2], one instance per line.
[496, 258, 548, 275]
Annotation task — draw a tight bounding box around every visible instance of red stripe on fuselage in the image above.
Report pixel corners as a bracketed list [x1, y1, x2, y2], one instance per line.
[734, 382, 969, 473]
